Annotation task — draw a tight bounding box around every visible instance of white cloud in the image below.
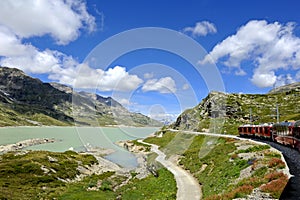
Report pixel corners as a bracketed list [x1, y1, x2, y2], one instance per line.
[182, 83, 189, 90]
[148, 113, 178, 121]
[201, 20, 300, 88]
[296, 71, 300, 80]
[251, 70, 277, 88]
[118, 98, 131, 106]
[0, 24, 72, 75]
[53, 65, 143, 92]
[0, 26, 79, 76]
[0, 20, 142, 92]
[273, 74, 295, 88]
[142, 77, 177, 93]
[98, 66, 143, 91]
[0, 0, 136, 92]
[183, 21, 217, 37]
[0, 26, 31, 57]
[0, 0, 95, 45]
[144, 72, 154, 79]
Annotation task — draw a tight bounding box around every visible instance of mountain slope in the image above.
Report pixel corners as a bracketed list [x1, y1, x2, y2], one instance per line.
[0, 67, 162, 127]
[171, 85, 300, 134]
[269, 82, 300, 94]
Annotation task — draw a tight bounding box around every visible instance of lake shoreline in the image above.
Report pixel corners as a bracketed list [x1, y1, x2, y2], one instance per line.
[0, 138, 56, 154]
[0, 126, 159, 168]
[0, 125, 162, 129]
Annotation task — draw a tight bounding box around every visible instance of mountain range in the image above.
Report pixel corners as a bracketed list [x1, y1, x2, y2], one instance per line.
[0, 67, 162, 127]
[1, 66, 299, 132]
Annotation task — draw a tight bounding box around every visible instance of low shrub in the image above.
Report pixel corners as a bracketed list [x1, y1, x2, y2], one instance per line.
[264, 171, 285, 181]
[268, 158, 285, 169]
[260, 176, 288, 198]
[236, 145, 270, 153]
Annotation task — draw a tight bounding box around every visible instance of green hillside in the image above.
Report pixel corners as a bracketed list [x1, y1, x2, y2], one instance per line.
[171, 84, 300, 134]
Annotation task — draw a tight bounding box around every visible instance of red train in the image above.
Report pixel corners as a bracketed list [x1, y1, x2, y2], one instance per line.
[238, 120, 300, 151]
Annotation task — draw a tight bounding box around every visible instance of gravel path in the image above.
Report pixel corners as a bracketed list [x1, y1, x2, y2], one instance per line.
[138, 140, 202, 200]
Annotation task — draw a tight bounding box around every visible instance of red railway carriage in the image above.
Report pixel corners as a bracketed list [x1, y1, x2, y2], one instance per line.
[238, 125, 255, 137]
[239, 120, 300, 151]
[254, 123, 273, 139]
[293, 121, 300, 151]
[238, 123, 273, 139]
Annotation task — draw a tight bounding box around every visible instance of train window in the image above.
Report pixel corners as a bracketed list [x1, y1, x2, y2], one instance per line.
[295, 127, 300, 139]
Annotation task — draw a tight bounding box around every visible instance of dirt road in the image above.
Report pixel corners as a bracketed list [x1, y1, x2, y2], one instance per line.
[139, 140, 201, 200]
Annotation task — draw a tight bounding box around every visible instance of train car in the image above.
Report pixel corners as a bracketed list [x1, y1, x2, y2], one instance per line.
[238, 123, 272, 139]
[255, 123, 273, 139]
[239, 120, 300, 151]
[272, 121, 295, 147]
[293, 121, 300, 151]
[238, 124, 255, 137]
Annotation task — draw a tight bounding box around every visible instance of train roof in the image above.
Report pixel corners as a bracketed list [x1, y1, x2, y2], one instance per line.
[294, 120, 300, 127]
[238, 123, 273, 128]
[239, 120, 300, 128]
[273, 121, 295, 127]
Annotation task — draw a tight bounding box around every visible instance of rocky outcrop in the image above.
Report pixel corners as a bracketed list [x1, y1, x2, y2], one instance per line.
[171, 86, 300, 133]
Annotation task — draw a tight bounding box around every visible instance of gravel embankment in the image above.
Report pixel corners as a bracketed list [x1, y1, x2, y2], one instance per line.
[0, 138, 55, 153]
[253, 138, 300, 200]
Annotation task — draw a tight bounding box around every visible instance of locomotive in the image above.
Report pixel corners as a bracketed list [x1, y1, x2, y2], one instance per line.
[238, 120, 300, 151]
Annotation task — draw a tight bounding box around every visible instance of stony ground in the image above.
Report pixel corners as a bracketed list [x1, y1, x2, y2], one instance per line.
[0, 138, 55, 153]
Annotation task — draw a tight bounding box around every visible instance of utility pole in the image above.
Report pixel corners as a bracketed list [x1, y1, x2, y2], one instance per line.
[213, 113, 216, 133]
[276, 104, 279, 123]
[249, 108, 252, 125]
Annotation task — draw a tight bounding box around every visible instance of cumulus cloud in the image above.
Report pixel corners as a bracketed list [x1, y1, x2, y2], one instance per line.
[0, 24, 71, 74]
[183, 21, 217, 37]
[0, 0, 95, 45]
[273, 74, 295, 88]
[0, 1, 143, 92]
[142, 77, 177, 93]
[0, 26, 143, 91]
[52, 65, 143, 91]
[201, 20, 300, 88]
[97, 66, 143, 91]
[0, 23, 78, 76]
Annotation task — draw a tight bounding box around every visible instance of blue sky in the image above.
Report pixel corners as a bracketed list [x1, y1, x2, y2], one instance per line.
[0, 0, 300, 121]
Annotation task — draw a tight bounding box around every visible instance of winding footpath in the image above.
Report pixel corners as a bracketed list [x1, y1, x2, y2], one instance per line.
[138, 139, 202, 200]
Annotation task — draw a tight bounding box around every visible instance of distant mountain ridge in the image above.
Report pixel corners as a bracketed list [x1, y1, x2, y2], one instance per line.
[269, 82, 300, 94]
[171, 83, 300, 134]
[0, 67, 162, 127]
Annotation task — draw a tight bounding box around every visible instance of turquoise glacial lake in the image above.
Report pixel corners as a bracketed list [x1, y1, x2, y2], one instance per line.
[0, 126, 159, 168]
